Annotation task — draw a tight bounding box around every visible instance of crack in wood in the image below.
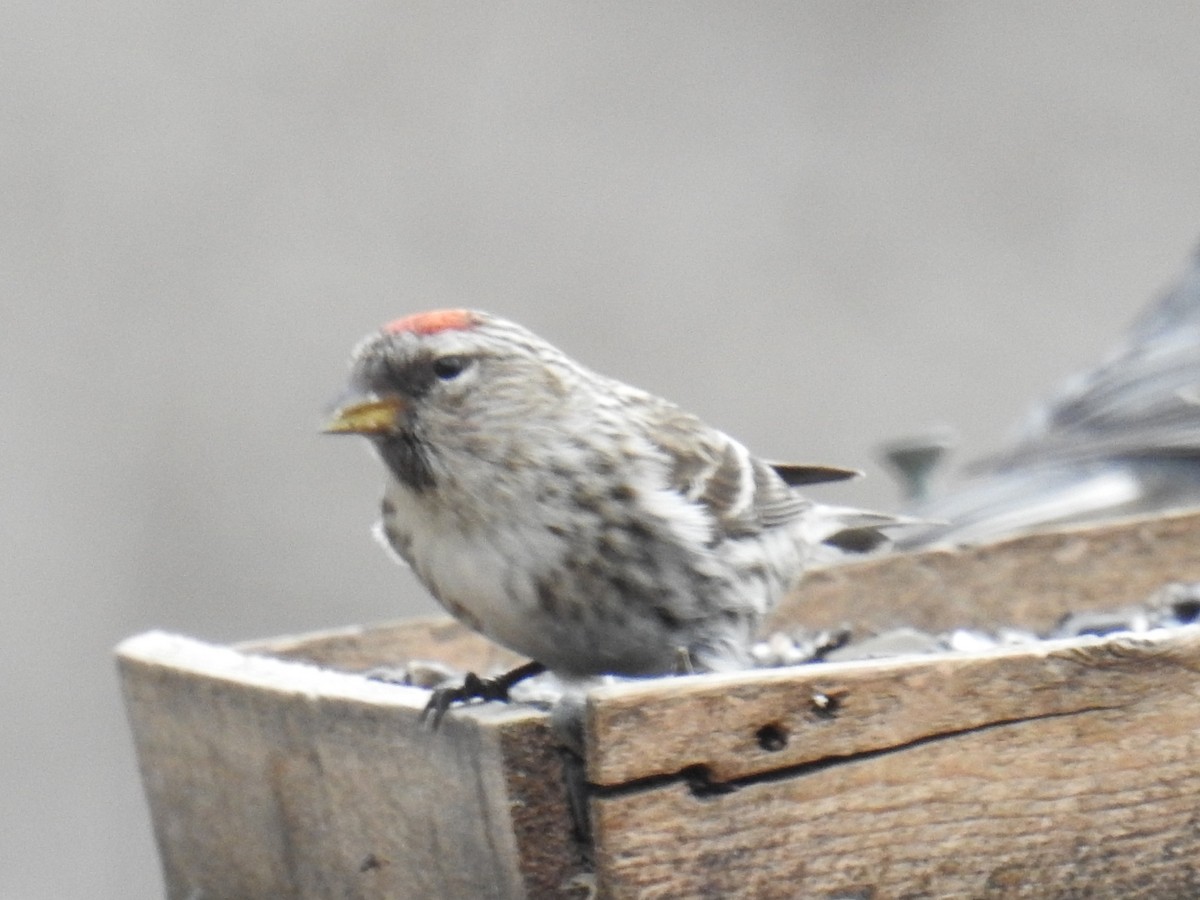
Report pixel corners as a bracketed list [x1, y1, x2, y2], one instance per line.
[589, 701, 1130, 801]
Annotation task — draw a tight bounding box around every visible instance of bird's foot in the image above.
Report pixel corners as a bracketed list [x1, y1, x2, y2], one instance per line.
[420, 660, 547, 728]
[672, 646, 696, 675]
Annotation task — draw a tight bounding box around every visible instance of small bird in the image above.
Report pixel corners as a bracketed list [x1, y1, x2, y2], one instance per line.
[326, 310, 902, 712]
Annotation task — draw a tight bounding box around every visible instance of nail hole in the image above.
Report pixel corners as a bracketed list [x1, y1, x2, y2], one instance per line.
[359, 853, 387, 872]
[755, 723, 788, 752]
[1174, 599, 1200, 624]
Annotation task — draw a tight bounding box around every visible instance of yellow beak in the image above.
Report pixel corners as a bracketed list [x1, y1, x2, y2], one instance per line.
[323, 396, 406, 435]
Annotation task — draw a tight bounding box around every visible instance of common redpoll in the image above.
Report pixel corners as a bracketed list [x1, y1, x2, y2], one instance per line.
[326, 310, 903, 701]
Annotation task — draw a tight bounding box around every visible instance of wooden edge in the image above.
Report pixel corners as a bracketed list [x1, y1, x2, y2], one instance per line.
[236, 616, 526, 675]
[116, 631, 583, 899]
[780, 507, 1200, 635]
[120, 629, 427, 707]
[583, 624, 1200, 786]
[116, 628, 545, 730]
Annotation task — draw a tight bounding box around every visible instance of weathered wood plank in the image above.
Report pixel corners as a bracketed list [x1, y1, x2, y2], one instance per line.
[118, 631, 583, 900]
[584, 627, 1200, 787]
[589, 628, 1200, 899]
[784, 508, 1200, 635]
[118, 510, 1200, 899]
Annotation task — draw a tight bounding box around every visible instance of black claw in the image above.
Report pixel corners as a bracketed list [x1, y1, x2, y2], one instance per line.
[419, 661, 547, 728]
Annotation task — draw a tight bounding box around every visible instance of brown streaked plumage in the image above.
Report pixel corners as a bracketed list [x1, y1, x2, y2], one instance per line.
[327, 311, 908, 689]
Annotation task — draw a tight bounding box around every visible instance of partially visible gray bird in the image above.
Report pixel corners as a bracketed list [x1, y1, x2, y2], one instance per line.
[892, 243, 1200, 548]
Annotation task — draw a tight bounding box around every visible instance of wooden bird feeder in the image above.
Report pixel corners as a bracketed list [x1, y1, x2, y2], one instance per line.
[118, 509, 1200, 898]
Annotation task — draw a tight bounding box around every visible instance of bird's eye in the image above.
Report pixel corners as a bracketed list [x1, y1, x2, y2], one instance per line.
[431, 355, 470, 381]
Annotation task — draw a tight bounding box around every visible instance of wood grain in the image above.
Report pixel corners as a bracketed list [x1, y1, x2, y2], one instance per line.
[783, 508, 1200, 635]
[118, 632, 584, 900]
[588, 626, 1200, 898]
[584, 627, 1200, 787]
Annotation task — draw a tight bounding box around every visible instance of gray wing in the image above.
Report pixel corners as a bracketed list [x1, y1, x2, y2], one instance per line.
[899, 245, 1200, 547]
[979, 246, 1200, 471]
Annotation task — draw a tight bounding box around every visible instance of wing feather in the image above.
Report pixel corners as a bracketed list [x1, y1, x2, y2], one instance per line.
[633, 397, 811, 537]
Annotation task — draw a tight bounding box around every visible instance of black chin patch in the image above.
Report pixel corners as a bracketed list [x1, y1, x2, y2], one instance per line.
[380, 431, 436, 492]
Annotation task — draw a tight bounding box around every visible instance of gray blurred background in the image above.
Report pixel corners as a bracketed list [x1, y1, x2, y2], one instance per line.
[5, 2, 1200, 896]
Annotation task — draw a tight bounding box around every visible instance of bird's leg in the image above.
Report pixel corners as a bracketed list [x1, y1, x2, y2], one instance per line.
[673, 646, 696, 675]
[420, 660, 547, 728]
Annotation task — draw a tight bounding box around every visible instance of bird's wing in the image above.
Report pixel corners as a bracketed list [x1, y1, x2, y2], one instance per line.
[633, 391, 910, 551]
[980, 247, 1200, 471]
[636, 399, 811, 537]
